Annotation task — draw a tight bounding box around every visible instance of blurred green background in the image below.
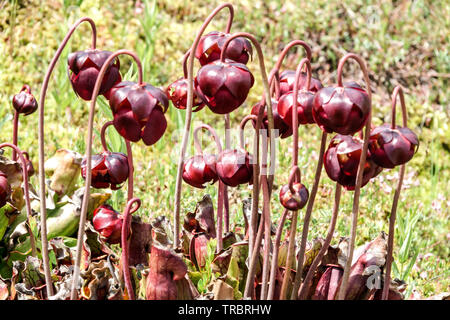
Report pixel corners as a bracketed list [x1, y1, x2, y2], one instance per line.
[0, 0, 448, 298]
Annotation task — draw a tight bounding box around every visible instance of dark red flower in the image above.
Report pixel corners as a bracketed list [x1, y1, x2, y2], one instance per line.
[92, 204, 123, 244]
[0, 171, 11, 208]
[313, 82, 370, 135]
[279, 182, 309, 211]
[251, 99, 293, 139]
[369, 124, 419, 168]
[81, 151, 129, 190]
[278, 70, 323, 95]
[166, 78, 205, 112]
[67, 50, 121, 101]
[195, 31, 252, 66]
[195, 59, 254, 114]
[109, 81, 169, 146]
[182, 154, 218, 188]
[12, 85, 38, 115]
[277, 89, 316, 127]
[324, 134, 380, 190]
[216, 149, 253, 187]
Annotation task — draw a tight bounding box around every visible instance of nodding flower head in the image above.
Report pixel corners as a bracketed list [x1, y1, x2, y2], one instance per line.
[251, 99, 293, 139]
[12, 85, 38, 115]
[0, 171, 11, 208]
[279, 182, 309, 211]
[195, 31, 252, 66]
[195, 59, 254, 114]
[216, 149, 253, 187]
[92, 204, 123, 244]
[166, 78, 205, 112]
[81, 151, 129, 190]
[277, 89, 316, 127]
[324, 134, 381, 190]
[313, 82, 370, 135]
[369, 124, 419, 168]
[68, 49, 122, 100]
[182, 154, 218, 189]
[279, 70, 323, 95]
[109, 81, 169, 146]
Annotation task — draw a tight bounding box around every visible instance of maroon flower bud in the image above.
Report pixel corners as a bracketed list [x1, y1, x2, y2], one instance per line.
[67, 50, 122, 100]
[324, 134, 380, 190]
[369, 124, 419, 168]
[166, 78, 205, 112]
[279, 70, 323, 95]
[277, 89, 316, 126]
[195, 31, 252, 66]
[22, 152, 35, 177]
[216, 149, 253, 187]
[0, 171, 11, 208]
[182, 154, 218, 188]
[92, 204, 123, 244]
[195, 59, 254, 114]
[251, 99, 293, 139]
[279, 182, 309, 211]
[109, 81, 169, 146]
[313, 82, 370, 135]
[12, 85, 38, 115]
[81, 151, 129, 190]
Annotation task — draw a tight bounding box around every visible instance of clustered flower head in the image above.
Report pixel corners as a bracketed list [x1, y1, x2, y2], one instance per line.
[12, 85, 38, 115]
[108, 81, 169, 146]
[313, 82, 370, 135]
[195, 31, 252, 66]
[81, 151, 129, 189]
[182, 154, 218, 188]
[369, 124, 419, 168]
[324, 134, 381, 190]
[68, 49, 121, 100]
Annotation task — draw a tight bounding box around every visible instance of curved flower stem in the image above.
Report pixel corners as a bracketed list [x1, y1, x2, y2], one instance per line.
[120, 197, 141, 300]
[243, 187, 264, 299]
[290, 131, 327, 299]
[382, 85, 408, 300]
[70, 49, 143, 300]
[267, 208, 289, 299]
[173, 3, 234, 249]
[336, 53, 372, 300]
[223, 115, 230, 234]
[37, 17, 96, 298]
[0, 143, 37, 257]
[12, 112, 19, 161]
[100, 120, 134, 202]
[192, 124, 224, 251]
[221, 33, 275, 301]
[239, 113, 261, 257]
[100, 120, 114, 152]
[298, 183, 342, 299]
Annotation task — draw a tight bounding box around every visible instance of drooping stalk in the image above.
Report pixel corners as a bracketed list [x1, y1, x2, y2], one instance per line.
[336, 53, 372, 300]
[192, 124, 223, 251]
[70, 49, 143, 300]
[38, 17, 97, 298]
[121, 197, 141, 300]
[267, 208, 289, 299]
[173, 3, 234, 249]
[100, 120, 134, 201]
[382, 85, 408, 300]
[12, 111, 19, 161]
[298, 183, 342, 299]
[0, 143, 37, 257]
[220, 32, 276, 300]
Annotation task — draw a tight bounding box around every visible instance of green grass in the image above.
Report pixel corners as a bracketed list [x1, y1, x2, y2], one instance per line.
[0, 0, 449, 298]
